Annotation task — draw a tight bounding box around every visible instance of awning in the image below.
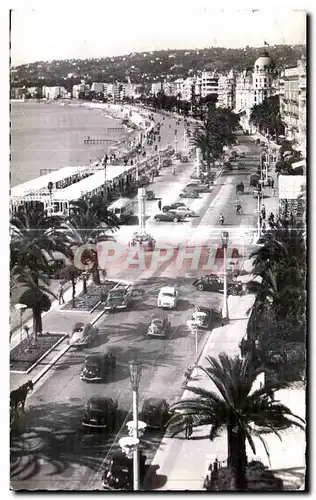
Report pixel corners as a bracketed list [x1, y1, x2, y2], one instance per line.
[292, 159, 306, 170]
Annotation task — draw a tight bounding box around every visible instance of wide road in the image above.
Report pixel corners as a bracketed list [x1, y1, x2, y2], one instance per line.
[10, 131, 264, 490]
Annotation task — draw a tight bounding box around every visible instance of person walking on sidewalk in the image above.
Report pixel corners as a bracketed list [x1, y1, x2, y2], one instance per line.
[158, 199, 162, 211]
[58, 284, 65, 305]
[184, 414, 193, 439]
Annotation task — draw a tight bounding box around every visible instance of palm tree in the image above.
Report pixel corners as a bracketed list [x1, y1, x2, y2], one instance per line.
[59, 264, 82, 308]
[57, 201, 118, 285]
[15, 267, 56, 341]
[166, 353, 305, 491]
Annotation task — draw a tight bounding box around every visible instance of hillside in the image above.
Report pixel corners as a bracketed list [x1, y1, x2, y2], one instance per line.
[11, 45, 306, 88]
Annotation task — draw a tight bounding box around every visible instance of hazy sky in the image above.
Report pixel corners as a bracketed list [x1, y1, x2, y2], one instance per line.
[10, 4, 306, 66]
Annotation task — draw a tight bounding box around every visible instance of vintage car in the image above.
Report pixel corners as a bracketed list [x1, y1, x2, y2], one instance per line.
[239, 152, 246, 158]
[145, 190, 155, 200]
[68, 322, 98, 348]
[162, 158, 172, 167]
[101, 450, 146, 490]
[154, 212, 185, 223]
[193, 275, 243, 295]
[82, 396, 118, 431]
[80, 353, 116, 382]
[162, 202, 186, 212]
[162, 201, 185, 212]
[147, 316, 171, 338]
[169, 206, 196, 217]
[186, 306, 212, 330]
[104, 286, 133, 311]
[157, 286, 179, 309]
[179, 191, 200, 199]
[130, 232, 156, 251]
[139, 398, 170, 430]
[236, 182, 245, 195]
[184, 183, 210, 193]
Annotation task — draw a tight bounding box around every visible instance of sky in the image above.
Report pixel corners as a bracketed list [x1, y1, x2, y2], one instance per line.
[9, 3, 307, 66]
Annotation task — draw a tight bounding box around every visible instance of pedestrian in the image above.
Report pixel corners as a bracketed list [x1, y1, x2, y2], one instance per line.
[184, 414, 193, 439]
[261, 205, 266, 220]
[158, 199, 162, 211]
[267, 178, 271, 188]
[271, 178, 275, 189]
[272, 187, 276, 196]
[58, 283, 65, 305]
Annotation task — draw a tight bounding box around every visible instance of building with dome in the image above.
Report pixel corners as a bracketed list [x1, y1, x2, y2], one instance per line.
[233, 50, 276, 132]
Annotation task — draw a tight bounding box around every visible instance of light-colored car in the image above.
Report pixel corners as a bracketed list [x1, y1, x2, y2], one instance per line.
[157, 286, 179, 309]
[69, 322, 98, 347]
[169, 206, 196, 217]
[147, 316, 171, 338]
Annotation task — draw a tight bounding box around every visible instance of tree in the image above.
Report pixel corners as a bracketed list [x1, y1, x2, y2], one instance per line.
[166, 353, 304, 491]
[249, 97, 284, 140]
[17, 267, 55, 341]
[190, 109, 238, 170]
[57, 199, 118, 285]
[59, 265, 82, 308]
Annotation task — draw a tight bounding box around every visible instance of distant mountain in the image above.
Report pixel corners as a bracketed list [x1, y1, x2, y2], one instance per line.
[11, 45, 306, 88]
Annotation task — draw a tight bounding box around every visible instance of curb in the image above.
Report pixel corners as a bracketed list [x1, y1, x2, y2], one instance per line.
[33, 344, 71, 385]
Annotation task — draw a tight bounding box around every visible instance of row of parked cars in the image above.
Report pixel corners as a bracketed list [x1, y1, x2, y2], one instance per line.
[154, 172, 216, 223]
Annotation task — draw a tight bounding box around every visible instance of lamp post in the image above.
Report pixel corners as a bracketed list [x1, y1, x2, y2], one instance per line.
[15, 303, 27, 344]
[257, 180, 263, 240]
[47, 181, 53, 216]
[102, 156, 108, 203]
[129, 360, 142, 491]
[174, 129, 178, 154]
[221, 231, 229, 319]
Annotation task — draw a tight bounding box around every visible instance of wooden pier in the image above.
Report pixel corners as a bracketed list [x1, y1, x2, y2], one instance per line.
[84, 137, 117, 145]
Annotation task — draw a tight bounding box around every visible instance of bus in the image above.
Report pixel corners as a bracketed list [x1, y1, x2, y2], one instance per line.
[108, 198, 134, 224]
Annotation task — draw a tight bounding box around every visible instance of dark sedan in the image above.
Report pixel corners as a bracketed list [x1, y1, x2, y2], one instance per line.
[82, 396, 118, 431]
[179, 191, 200, 199]
[154, 212, 185, 223]
[162, 202, 186, 212]
[102, 450, 146, 490]
[139, 398, 170, 430]
[80, 353, 116, 382]
[193, 275, 243, 295]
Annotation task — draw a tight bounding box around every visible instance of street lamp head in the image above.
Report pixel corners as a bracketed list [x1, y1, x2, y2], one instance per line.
[47, 181, 53, 193]
[15, 303, 27, 312]
[221, 231, 229, 246]
[129, 360, 142, 390]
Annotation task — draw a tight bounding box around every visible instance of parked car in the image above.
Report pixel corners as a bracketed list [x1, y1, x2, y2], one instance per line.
[179, 191, 200, 199]
[157, 286, 179, 309]
[239, 152, 246, 158]
[104, 286, 133, 311]
[186, 306, 212, 330]
[101, 450, 146, 490]
[147, 316, 171, 338]
[193, 275, 243, 295]
[82, 396, 118, 431]
[139, 397, 170, 430]
[162, 158, 172, 167]
[69, 322, 98, 348]
[80, 353, 116, 382]
[184, 183, 209, 193]
[169, 206, 196, 217]
[162, 202, 186, 212]
[154, 212, 185, 223]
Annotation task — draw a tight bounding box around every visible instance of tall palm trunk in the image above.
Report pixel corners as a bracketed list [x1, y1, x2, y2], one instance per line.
[32, 306, 43, 342]
[71, 278, 76, 308]
[227, 422, 248, 491]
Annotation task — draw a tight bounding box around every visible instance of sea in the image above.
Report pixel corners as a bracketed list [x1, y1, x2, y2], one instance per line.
[10, 101, 129, 187]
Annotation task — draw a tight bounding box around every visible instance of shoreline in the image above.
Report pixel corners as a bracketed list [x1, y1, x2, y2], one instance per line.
[11, 100, 154, 187]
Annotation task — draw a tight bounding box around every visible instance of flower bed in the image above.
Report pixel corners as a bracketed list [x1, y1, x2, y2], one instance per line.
[10, 333, 65, 372]
[59, 280, 118, 312]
